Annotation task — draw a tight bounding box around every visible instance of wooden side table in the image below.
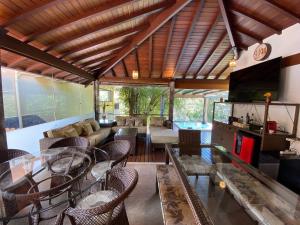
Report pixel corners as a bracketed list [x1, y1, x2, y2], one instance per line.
[114, 128, 138, 155]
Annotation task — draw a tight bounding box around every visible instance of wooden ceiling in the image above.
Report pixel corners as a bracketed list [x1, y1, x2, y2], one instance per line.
[0, 0, 299, 85]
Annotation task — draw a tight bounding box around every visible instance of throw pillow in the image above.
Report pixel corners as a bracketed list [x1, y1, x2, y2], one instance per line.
[52, 128, 67, 138]
[82, 123, 94, 136]
[86, 119, 100, 131]
[64, 127, 79, 137]
[72, 122, 84, 135]
[116, 116, 126, 126]
[134, 117, 144, 126]
[125, 117, 135, 127]
[150, 117, 165, 127]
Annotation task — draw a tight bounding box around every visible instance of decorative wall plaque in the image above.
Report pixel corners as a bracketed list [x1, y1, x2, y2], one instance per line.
[253, 43, 271, 61]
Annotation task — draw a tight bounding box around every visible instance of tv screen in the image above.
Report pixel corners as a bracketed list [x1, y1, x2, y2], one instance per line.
[228, 57, 282, 102]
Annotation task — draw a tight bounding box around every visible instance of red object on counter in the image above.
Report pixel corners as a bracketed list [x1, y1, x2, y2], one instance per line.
[267, 121, 277, 133]
[232, 132, 255, 164]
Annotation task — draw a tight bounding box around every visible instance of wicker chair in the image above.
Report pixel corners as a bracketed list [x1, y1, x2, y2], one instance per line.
[91, 140, 131, 182]
[55, 167, 138, 225]
[49, 137, 89, 149]
[0, 149, 32, 225]
[1, 148, 30, 163]
[178, 129, 201, 155]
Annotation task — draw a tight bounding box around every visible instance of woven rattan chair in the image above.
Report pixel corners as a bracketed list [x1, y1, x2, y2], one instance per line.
[91, 140, 131, 182]
[178, 129, 201, 155]
[49, 137, 89, 149]
[55, 167, 138, 225]
[0, 149, 33, 225]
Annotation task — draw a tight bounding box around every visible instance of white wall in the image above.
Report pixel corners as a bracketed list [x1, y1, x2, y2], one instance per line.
[6, 113, 93, 156]
[235, 23, 300, 152]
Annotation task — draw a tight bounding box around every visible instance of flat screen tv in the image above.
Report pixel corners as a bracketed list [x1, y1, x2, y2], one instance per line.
[228, 57, 282, 102]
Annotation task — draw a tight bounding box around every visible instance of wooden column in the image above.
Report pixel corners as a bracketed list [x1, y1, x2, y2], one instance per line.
[202, 97, 208, 123]
[0, 59, 8, 152]
[168, 81, 175, 128]
[94, 81, 100, 121]
[160, 95, 165, 117]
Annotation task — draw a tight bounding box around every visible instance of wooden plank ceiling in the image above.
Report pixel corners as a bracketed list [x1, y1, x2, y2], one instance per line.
[0, 0, 299, 85]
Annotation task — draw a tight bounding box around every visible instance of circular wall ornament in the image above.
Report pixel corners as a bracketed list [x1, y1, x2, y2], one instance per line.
[253, 43, 271, 61]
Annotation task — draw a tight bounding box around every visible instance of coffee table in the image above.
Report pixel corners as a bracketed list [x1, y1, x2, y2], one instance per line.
[114, 128, 138, 155]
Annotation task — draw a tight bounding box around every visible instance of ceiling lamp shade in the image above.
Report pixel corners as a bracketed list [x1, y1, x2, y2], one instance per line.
[229, 59, 237, 67]
[132, 70, 139, 79]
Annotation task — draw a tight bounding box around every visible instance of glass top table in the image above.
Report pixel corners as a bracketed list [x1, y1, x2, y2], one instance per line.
[0, 147, 96, 222]
[165, 144, 300, 225]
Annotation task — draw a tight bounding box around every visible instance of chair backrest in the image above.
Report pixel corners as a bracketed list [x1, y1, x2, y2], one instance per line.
[99, 140, 131, 167]
[49, 137, 89, 149]
[1, 149, 30, 163]
[179, 129, 201, 146]
[61, 167, 138, 225]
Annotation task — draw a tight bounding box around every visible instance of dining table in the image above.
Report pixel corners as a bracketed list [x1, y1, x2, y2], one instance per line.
[0, 147, 97, 224]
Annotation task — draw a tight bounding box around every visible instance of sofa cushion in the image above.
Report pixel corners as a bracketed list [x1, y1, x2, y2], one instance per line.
[50, 126, 70, 138]
[115, 116, 127, 126]
[85, 118, 100, 131]
[86, 128, 111, 147]
[82, 123, 94, 136]
[150, 117, 165, 127]
[150, 127, 178, 144]
[64, 127, 79, 137]
[72, 122, 85, 136]
[125, 117, 135, 126]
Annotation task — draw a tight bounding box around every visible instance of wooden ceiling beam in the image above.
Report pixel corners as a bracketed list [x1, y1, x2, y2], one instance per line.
[215, 65, 229, 80]
[148, 36, 153, 78]
[203, 47, 231, 79]
[7, 56, 27, 67]
[217, 0, 239, 59]
[122, 60, 129, 77]
[1, 0, 61, 27]
[185, 13, 221, 77]
[231, 8, 281, 34]
[0, 30, 94, 81]
[261, 0, 300, 23]
[70, 42, 128, 64]
[111, 68, 117, 77]
[45, 1, 174, 52]
[173, 1, 205, 78]
[49, 23, 149, 54]
[161, 16, 176, 78]
[194, 31, 227, 78]
[175, 79, 229, 90]
[81, 54, 116, 68]
[89, 63, 109, 72]
[192, 90, 208, 95]
[26, 63, 45, 72]
[234, 25, 263, 43]
[96, 0, 192, 78]
[24, 0, 133, 43]
[41, 67, 60, 75]
[182, 89, 195, 95]
[99, 77, 170, 85]
[135, 50, 141, 78]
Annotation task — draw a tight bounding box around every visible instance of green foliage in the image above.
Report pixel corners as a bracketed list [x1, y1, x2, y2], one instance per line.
[119, 87, 168, 116]
[174, 98, 204, 121]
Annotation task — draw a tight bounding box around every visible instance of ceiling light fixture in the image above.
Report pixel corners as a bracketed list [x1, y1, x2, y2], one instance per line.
[132, 70, 139, 79]
[229, 58, 237, 67]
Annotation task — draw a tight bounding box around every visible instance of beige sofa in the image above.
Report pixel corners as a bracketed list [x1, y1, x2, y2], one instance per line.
[149, 117, 178, 150]
[112, 116, 147, 134]
[41, 118, 111, 148]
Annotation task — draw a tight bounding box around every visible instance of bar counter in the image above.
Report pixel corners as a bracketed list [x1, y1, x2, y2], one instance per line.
[165, 144, 300, 225]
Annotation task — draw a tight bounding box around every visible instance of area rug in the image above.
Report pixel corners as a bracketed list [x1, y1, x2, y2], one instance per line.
[126, 162, 164, 225]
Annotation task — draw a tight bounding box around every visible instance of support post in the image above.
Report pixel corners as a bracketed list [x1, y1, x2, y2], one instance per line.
[202, 97, 208, 123]
[0, 59, 8, 152]
[160, 95, 165, 117]
[94, 81, 99, 121]
[168, 81, 175, 128]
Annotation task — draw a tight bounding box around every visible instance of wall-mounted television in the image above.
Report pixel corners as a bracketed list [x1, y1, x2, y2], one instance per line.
[228, 57, 282, 102]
